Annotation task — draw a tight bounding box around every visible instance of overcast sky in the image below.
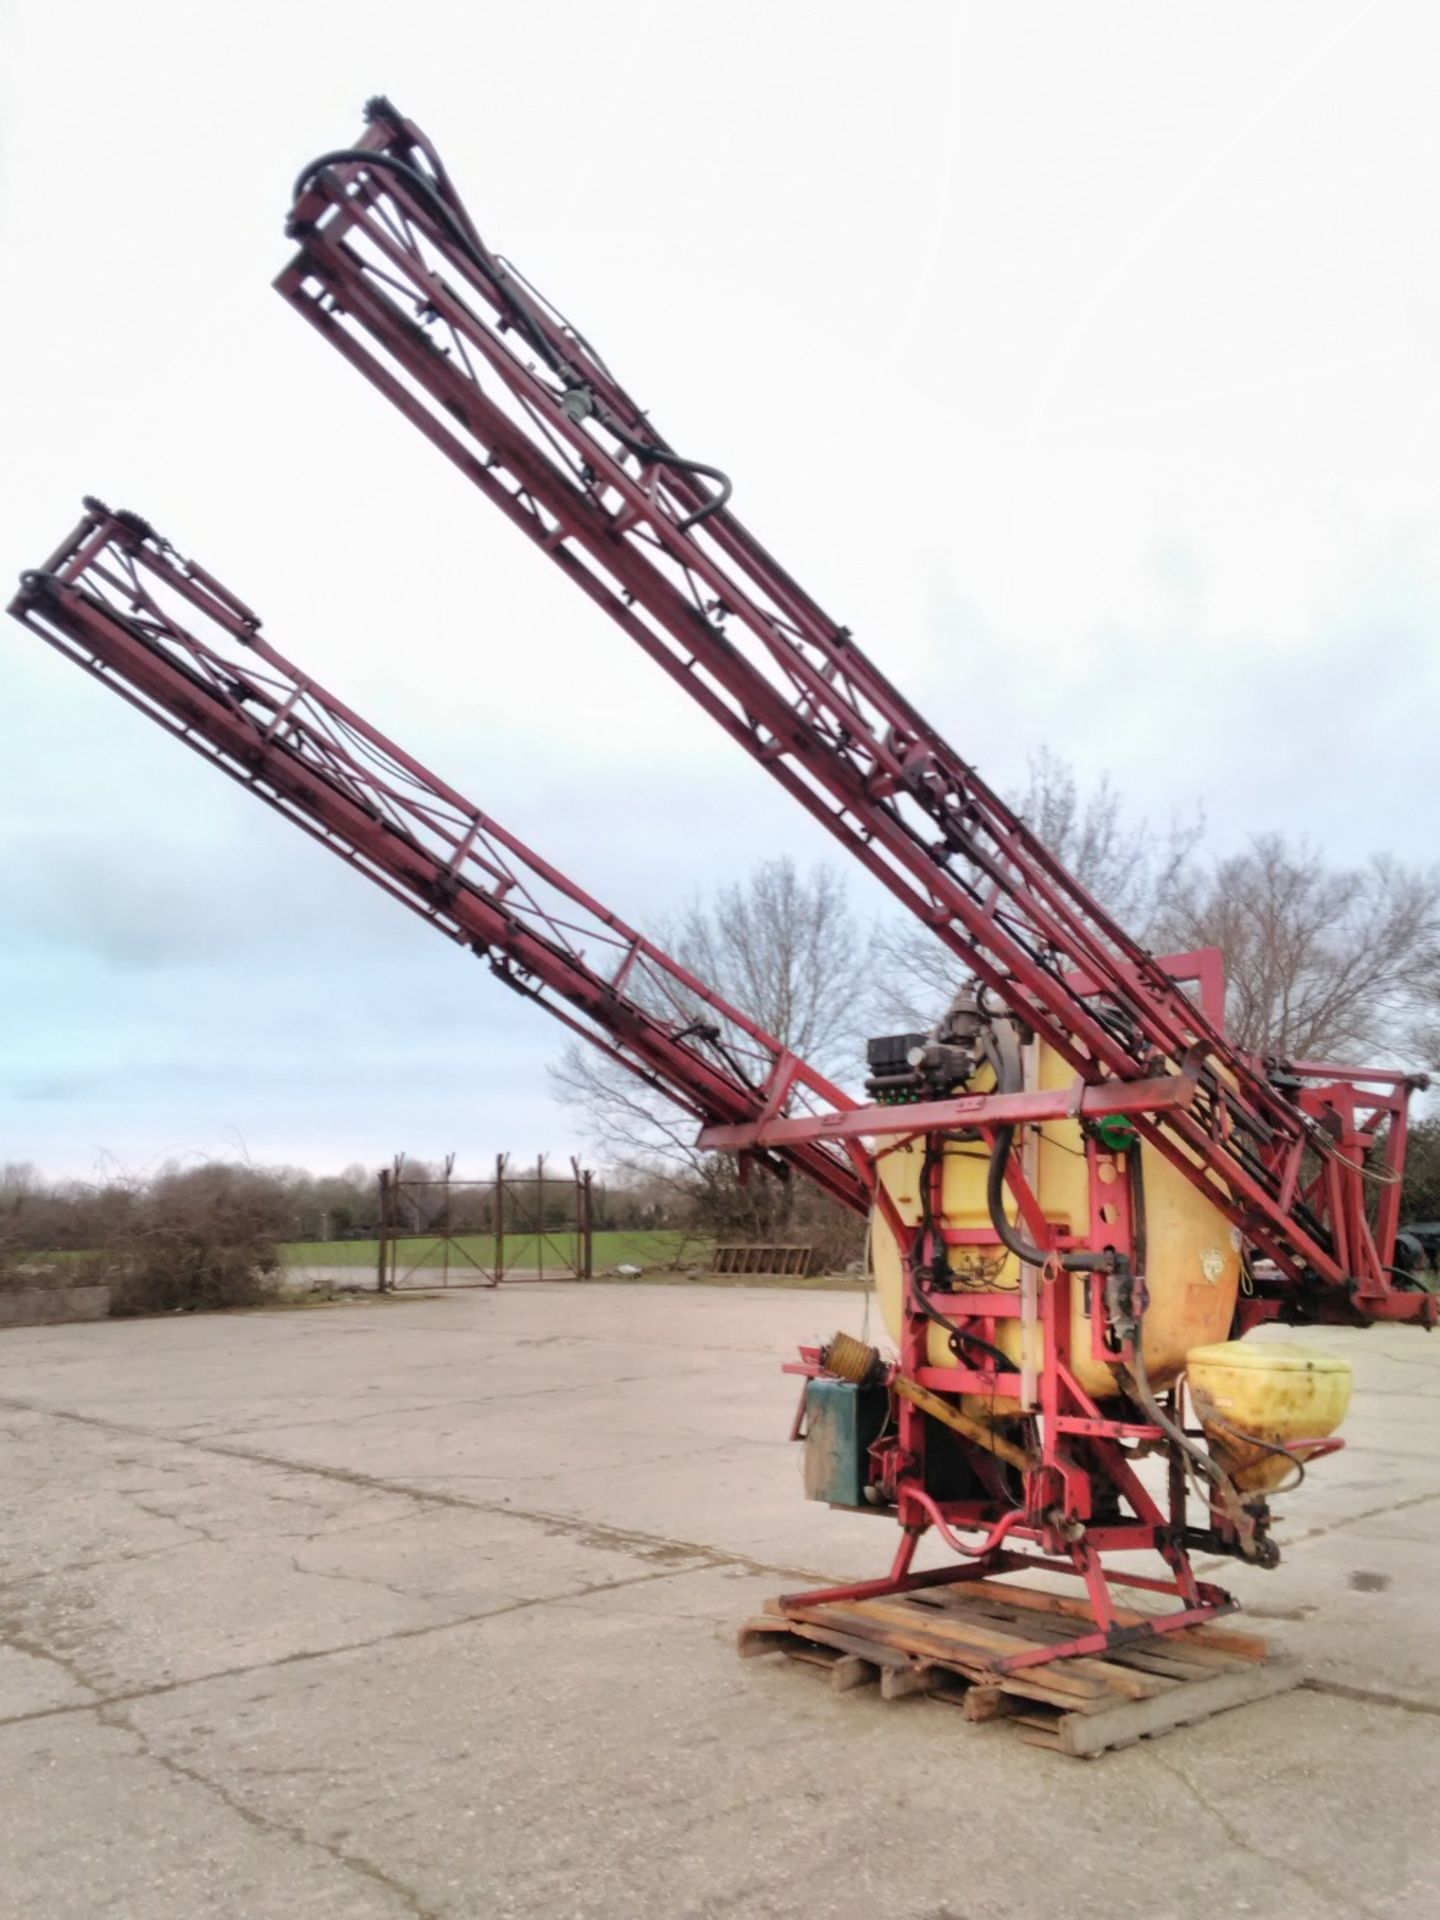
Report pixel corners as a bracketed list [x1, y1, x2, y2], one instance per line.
[3, 2, 1438, 1181]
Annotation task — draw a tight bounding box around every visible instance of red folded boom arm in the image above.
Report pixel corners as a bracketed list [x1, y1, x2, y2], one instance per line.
[8, 502, 872, 1216]
[275, 98, 1426, 1320]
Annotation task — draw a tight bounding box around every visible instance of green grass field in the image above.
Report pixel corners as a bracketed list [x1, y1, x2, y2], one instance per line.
[279, 1228, 691, 1273]
[32, 1229, 860, 1291]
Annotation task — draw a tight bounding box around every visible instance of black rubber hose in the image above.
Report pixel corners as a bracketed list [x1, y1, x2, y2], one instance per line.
[915, 1137, 1010, 1370]
[982, 1019, 1109, 1273]
[1197, 1403, 1307, 1494]
[292, 150, 560, 369]
[1122, 1341, 1257, 1551]
[912, 1284, 1011, 1373]
[1116, 1145, 1268, 1548]
[986, 1117, 1111, 1274]
[292, 149, 733, 529]
[1127, 1140, 1147, 1275]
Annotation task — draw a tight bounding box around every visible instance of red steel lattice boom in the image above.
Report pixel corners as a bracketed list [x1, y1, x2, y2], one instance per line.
[9, 502, 872, 1217]
[275, 98, 1426, 1319]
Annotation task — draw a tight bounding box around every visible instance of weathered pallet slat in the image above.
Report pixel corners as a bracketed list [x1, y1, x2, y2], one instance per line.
[1056, 1659, 1301, 1757]
[778, 1596, 1165, 1701]
[740, 1583, 1298, 1758]
[712, 1243, 815, 1277]
[951, 1578, 1272, 1660]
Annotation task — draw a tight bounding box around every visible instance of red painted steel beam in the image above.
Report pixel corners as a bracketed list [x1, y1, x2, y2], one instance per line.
[8, 502, 872, 1217]
[271, 99, 1423, 1310]
[697, 1070, 1198, 1153]
[1285, 1062, 1429, 1088]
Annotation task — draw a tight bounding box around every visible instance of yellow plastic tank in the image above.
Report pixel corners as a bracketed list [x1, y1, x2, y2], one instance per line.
[1186, 1341, 1352, 1492]
[873, 1041, 1241, 1408]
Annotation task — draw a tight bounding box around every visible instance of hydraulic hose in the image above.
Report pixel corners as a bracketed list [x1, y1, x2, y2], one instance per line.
[983, 1025, 1111, 1273]
[1121, 1339, 1257, 1554]
[915, 1135, 1010, 1370]
[291, 148, 733, 528]
[1184, 1393, 1309, 1495]
[906, 1488, 1024, 1558]
[1115, 1146, 1262, 1556]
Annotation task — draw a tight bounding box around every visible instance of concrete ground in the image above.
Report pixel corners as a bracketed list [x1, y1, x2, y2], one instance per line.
[2, 1285, 1437, 1920]
[283, 1267, 581, 1290]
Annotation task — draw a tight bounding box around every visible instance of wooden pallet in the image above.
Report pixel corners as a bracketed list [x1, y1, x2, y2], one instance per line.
[711, 1243, 815, 1277]
[739, 1579, 1299, 1757]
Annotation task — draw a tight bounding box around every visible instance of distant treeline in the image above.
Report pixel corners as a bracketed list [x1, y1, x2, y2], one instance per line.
[0, 1157, 692, 1256]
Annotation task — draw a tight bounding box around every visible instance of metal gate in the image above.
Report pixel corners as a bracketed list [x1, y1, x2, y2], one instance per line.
[376, 1153, 594, 1290]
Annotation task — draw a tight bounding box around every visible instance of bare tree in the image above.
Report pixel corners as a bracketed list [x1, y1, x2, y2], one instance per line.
[1009, 747, 1201, 933]
[1156, 836, 1440, 1060]
[1401, 1116, 1440, 1226]
[672, 859, 877, 1082]
[1, 1158, 290, 1315]
[877, 747, 1203, 1026]
[1410, 961, 1440, 1073]
[551, 856, 879, 1175]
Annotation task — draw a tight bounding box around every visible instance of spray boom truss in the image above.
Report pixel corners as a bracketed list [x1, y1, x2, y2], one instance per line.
[9, 502, 872, 1215]
[275, 98, 1427, 1319]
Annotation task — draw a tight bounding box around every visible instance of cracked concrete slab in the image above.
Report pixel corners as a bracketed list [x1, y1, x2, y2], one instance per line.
[1, 1284, 1437, 1918]
[2, 1711, 422, 1919]
[0, 1428, 715, 1700]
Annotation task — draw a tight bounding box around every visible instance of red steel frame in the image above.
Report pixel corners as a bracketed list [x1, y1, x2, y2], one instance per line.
[10, 95, 1431, 1664]
[265, 98, 1435, 1649]
[8, 509, 1224, 1244]
[760, 1090, 1321, 1656]
[12, 503, 1254, 1652]
[275, 98, 1430, 1330]
[761, 1048, 1242, 1657]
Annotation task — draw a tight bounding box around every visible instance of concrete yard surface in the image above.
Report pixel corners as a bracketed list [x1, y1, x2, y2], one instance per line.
[2, 1284, 1437, 1920]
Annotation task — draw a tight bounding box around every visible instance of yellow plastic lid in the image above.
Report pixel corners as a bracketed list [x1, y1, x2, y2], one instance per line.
[1187, 1340, 1350, 1373]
